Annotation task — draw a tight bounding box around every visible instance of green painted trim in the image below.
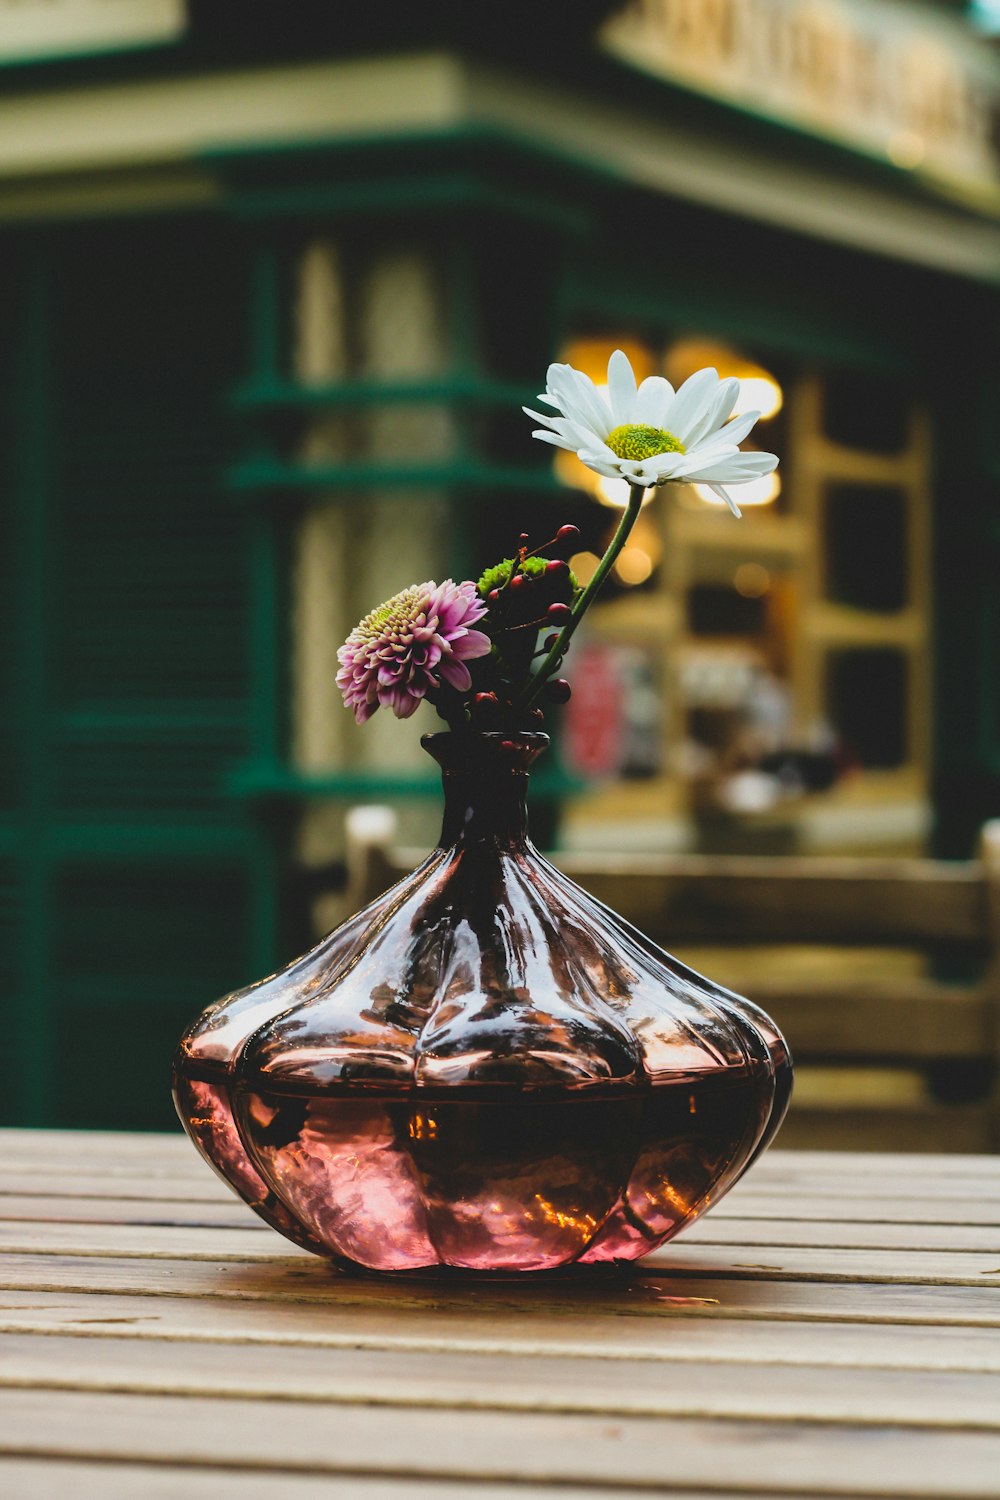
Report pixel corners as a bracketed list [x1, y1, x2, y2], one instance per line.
[231, 374, 537, 414]
[226, 458, 562, 496]
[47, 825, 258, 859]
[225, 172, 590, 238]
[561, 269, 914, 373]
[226, 763, 581, 802]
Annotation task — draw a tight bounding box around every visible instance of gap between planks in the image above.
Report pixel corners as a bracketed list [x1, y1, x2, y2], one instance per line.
[0, 1461, 732, 1500]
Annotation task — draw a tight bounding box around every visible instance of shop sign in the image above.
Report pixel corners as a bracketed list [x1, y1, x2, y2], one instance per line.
[601, 0, 1000, 206]
[0, 0, 185, 65]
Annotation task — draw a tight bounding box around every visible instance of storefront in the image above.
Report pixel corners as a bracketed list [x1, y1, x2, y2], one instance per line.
[2, 0, 999, 1127]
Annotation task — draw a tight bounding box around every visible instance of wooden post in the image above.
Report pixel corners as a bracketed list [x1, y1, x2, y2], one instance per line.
[977, 819, 1000, 1150]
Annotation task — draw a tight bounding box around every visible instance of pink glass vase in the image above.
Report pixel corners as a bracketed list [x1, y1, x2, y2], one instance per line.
[173, 731, 791, 1273]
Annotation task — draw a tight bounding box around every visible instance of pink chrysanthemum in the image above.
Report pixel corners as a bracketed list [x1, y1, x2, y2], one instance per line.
[337, 579, 491, 724]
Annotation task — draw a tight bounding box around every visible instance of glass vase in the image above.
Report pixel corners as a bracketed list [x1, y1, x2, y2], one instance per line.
[173, 731, 791, 1273]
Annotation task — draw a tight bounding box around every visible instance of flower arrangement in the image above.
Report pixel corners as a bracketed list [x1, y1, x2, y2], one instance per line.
[337, 350, 778, 734]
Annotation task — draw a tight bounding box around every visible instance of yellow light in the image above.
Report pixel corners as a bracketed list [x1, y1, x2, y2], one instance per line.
[693, 472, 780, 509]
[614, 546, 654, 586]
[734, 562, 771, 599]
[664, 339, 783, 422]
[569, 550, 600, 585]
[596, 473, 658, 510]
[887, 130, 926, 169]
[735, 375, 783, 421]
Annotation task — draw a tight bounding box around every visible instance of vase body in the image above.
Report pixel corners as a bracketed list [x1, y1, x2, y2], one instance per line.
[173, 732, 791, 1273]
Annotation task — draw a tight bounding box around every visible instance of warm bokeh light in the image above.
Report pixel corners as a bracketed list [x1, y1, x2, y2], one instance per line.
[614, 546, 654, 586]
[887, 130, 926, 169]
[665, 338, 783, 422]
[734, 562, 772, 598]
[693, 471, 781, 509]
[734, 374, 783, 420]
[569, 550, 600, 585]
[558, 336, 655, 388]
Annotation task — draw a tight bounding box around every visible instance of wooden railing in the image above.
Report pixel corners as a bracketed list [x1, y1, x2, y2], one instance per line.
[344, 811, 1000, 1152]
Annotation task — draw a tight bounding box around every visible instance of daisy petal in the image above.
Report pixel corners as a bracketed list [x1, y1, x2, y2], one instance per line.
[662, 368, 719, 445]
[547, 363, 611, 438]
[710, 408, 761, 449]
[635, 374, 675, 425]
[708, 483, 742, 518]
[681, 451, 779, 483]
[685, 377, 741, 448]
[607, 349, 638, 424]
[531, 428, 577, 452]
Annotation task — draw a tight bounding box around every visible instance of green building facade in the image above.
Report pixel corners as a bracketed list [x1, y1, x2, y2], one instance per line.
[3, 1, 1000, 1129]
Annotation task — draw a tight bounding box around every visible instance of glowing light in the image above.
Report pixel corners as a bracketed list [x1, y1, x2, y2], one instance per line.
[887, 130, 926, 169]
[734, 563, 771, 599]
[614, 546, 654, 586]
[597, 473, 634, 509]
[693, 472, 780, 509]
[735, 375, 783, 420]
[569, 550, 600, 585]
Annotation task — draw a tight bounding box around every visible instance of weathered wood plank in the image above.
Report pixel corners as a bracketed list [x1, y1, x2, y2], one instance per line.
[3, 1388, 1000, 1497]
[3, 1332, 1000, 1430]
[685, 1219, 1000, 1253]
[3, 1253, 1000, 1327]
[3, 1219, 999, 1286]
[0, 1195, 268, 1228]
[2, 1289, 998, 1371]
[0, 1462, 794, 1500]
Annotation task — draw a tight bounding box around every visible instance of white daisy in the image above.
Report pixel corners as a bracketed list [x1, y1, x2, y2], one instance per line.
[525, 349, 779, 518]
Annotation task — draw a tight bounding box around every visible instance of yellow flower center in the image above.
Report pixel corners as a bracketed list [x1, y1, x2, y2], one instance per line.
[605, 424, 685, 461]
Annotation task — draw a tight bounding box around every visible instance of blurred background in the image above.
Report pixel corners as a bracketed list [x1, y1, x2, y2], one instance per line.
[3, 0, 1000, 1132]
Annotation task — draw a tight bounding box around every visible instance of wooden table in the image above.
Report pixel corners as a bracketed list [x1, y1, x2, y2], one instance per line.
[1, 1132, 999, 1499]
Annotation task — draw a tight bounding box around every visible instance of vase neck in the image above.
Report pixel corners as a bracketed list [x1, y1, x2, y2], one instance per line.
[422, 732, 548, 851]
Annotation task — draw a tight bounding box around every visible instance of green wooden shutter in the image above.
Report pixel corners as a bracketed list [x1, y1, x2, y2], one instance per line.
[3, 219, 278, 1131]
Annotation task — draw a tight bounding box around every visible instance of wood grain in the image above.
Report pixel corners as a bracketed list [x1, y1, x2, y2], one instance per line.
[4, 1387, 1000, 1496]
[6, 1132, 1000, 1498]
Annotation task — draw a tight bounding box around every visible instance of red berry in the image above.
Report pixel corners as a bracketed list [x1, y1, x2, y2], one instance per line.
[509, 573, 526, 591]
[542, 633, 560, 652]
[474, 692, 499, 706]
[545, 559, 568, 576]
[556, 525, 579, 541]
[487, 588, 500, 604]
[545, 678, 572, 704]
[547, 602, 571, 622]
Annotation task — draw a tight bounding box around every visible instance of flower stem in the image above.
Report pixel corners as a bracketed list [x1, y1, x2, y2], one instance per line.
[520, 482, 647, 709]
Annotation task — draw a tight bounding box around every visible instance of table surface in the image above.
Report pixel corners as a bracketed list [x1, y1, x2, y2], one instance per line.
[1, 1133, 999, 1500]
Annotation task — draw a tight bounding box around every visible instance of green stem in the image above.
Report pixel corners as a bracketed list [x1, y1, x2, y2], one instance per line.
[521, 482, 647, 709]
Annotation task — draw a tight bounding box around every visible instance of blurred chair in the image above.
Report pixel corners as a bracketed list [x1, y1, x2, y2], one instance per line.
[345, 811, 1000, 1153]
